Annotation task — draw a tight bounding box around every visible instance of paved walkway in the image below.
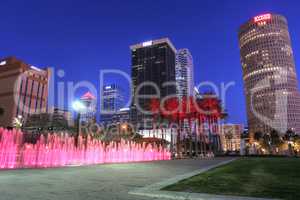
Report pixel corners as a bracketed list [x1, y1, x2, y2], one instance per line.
[0, 157, 233, 200]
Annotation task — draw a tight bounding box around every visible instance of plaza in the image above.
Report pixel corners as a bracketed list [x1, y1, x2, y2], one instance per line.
[0, 1, 300, 200]
[0, 158, 232, 200]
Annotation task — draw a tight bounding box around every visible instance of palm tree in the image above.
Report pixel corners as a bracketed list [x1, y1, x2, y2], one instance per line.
[0, 107, 4, 116]
[252, 131, 263, 153]
[284, 129, 297, 156]
[149, 94, 225, 158]
[254, 131, 263, 142]
[261, 133, 271, 154]
[270, 129, 282, 154]
[0, 107, 4, 128]
[284, 129, 296, 141]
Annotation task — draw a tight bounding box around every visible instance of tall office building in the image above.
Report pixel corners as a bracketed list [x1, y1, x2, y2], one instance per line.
[175, 48, 194, 98]
[0, 57, 51, 127]
[100, 84, 124, 124]
[130, 38, 176, 128]
[238, 13, 300, 136]
[79, 91, 96, 124]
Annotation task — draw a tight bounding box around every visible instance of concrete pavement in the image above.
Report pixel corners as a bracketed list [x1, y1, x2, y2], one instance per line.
[0, 157, 233, 200]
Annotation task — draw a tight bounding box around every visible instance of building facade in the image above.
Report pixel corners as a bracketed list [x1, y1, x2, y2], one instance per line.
[23, 108, 71, 133]
[130, 38, 176, 128]
[238, 13, 300, 136]
[0, 57, 51, 127]
[112, 107, 130, 123]
[50, 107, 73, 127]
[100, 84, 124, 125]
[175, 48, 194, 98]
[79, 91, 96, 124]
[220, 124, 243, 152]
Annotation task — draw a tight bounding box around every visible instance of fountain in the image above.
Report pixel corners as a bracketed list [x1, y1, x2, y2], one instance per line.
[0, 128, 170, 169]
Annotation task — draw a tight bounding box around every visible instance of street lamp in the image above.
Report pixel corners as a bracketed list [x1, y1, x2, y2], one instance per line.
[13, 115, 23, 129]
[72, 100, 86, 137]
[121, 124, 127, 131]
[72, 101, 86, 112]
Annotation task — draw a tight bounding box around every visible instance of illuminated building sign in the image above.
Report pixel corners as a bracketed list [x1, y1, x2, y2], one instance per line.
[142, 40, 153, 47]
[254, 14, 271, 22]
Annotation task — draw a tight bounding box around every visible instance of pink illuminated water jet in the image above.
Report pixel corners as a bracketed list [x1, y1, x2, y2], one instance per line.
[0, 128, 170, 169]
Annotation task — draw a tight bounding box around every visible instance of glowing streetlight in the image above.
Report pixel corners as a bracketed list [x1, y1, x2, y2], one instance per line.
[72, 100, 87, 136]
[72, 100, 86, 112]
[13, 115, 23, 129]
[121, 124, 127, 131]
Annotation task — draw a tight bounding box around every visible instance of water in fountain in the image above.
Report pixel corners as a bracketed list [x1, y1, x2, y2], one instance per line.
[0, 128, 170, 169]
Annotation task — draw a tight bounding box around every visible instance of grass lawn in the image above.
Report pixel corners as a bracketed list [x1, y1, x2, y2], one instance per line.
[163, 158, 300, 200]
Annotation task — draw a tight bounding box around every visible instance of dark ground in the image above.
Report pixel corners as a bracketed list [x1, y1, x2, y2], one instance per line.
[164, 157, 300, 200]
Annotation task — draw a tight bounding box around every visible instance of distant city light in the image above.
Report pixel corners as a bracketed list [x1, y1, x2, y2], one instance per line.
[142, 40, 153, 47]
[0, 61, 6, 66]
[254, 14, 271, 22]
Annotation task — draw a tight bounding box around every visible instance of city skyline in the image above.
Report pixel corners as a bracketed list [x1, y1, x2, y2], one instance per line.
[1, 1, 300, 125]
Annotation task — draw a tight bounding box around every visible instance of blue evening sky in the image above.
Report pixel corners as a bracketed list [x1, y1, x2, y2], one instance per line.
[1, 0, 300, 125]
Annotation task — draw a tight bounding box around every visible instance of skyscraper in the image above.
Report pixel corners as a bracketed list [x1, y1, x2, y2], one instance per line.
[238, 13, 300, 136]
[130, 38, 176, 128]
[79, 91, 96, 124]
[175, 48, 194, 98]
[0, 57, 51, 127]
[100, 84, 124, 124]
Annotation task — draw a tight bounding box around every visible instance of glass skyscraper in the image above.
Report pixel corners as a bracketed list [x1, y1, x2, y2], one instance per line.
[130, 38, 176, 129]
[175, 48, 194, 99]
[100, 84, 124, 125]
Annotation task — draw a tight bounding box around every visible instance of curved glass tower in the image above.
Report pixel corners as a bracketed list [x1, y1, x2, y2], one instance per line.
[238, 13, 300, 136]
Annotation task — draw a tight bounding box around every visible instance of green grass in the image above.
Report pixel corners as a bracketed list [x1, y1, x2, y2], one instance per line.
[163, 158, 300, 200]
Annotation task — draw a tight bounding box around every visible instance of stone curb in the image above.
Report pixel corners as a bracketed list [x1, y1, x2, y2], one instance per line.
[128, 158, 280, 200]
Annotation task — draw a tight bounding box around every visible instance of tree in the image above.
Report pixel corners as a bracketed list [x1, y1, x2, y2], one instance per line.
[284, 129, 297, 156]
[241, 130, 249, 139]
[149, 94, 225, 157]
[284, 129, 296, 141]
[254, 131, 263, 142]
[261, 133, 271, 153]
[0, 107, 4, 116]
[270, 130, 281, 146]
[270, 129, 282, 154]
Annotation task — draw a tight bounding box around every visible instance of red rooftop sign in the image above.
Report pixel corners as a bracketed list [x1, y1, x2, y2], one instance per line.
[254, 14, 271, 22]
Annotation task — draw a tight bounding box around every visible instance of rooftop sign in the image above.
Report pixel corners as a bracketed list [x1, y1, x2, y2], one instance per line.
[142, 40, 153, 47]
[254, 14, 271, 22]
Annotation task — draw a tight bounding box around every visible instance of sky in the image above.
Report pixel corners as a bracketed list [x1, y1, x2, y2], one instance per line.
[1, 0, 300, 125]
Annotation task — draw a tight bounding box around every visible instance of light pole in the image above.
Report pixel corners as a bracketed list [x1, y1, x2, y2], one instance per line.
[72, 100, 86, 144]
[13, 115, 23, 129]
[121, 123, 127, 132]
